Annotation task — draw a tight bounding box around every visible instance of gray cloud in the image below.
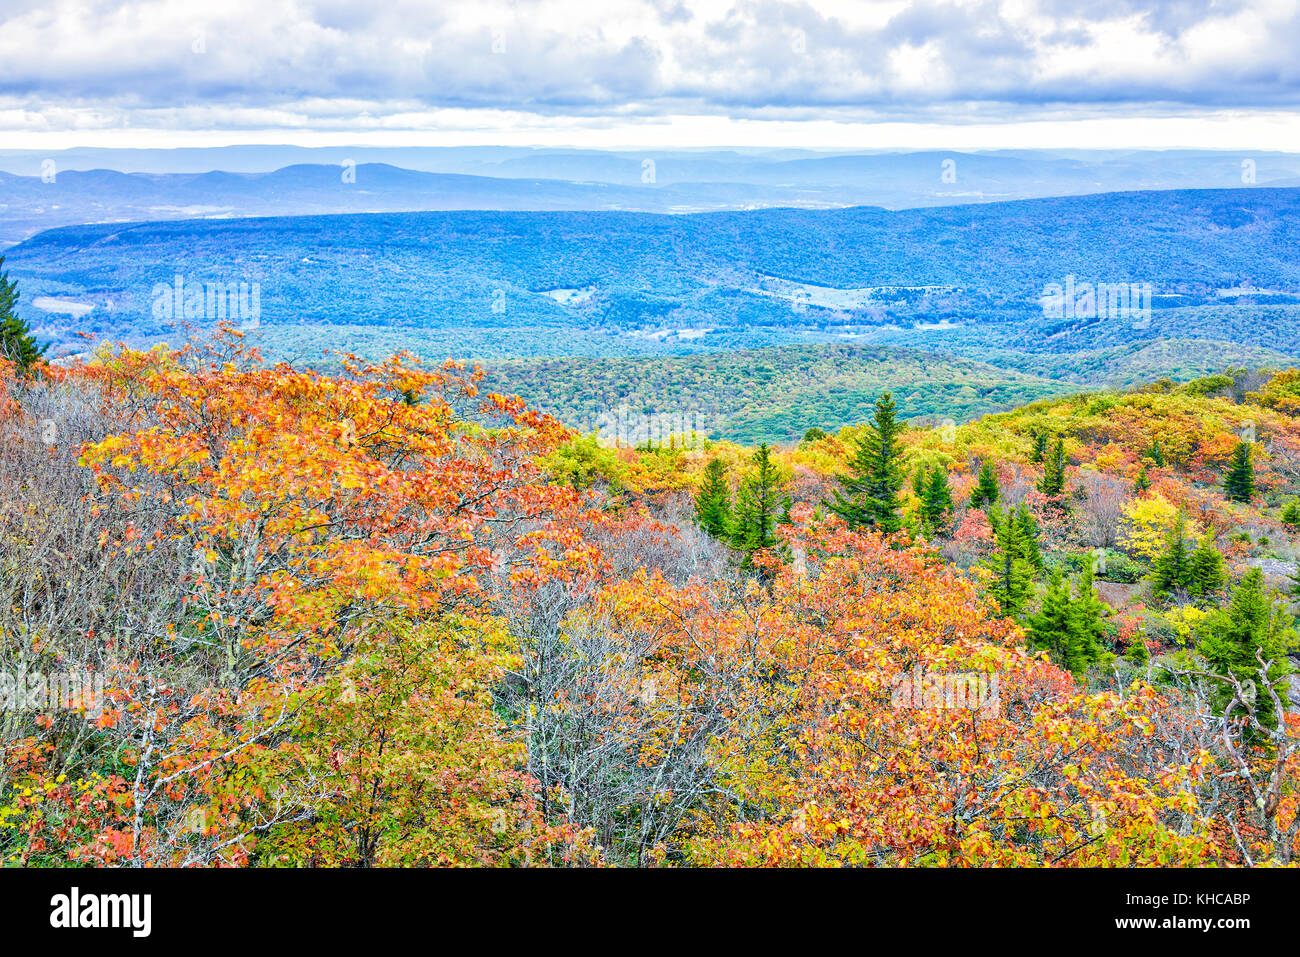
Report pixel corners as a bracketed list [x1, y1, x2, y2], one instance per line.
[1, 0, 1298, 133]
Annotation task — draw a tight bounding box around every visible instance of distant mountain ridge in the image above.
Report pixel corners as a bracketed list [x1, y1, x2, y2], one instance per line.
[0, 162, 822, 246]
[4, 147, 1300, 247]
[7, 183, 1300, 442]
[6, 185, 1300, 365]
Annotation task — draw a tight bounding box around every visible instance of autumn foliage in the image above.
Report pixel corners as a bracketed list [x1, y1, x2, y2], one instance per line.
[1, 334, 1297, 867]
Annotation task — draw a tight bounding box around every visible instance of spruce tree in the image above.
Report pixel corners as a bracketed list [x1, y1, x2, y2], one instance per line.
[1223, 440, 1255, 503]
[1011, 505, 1043, 572]
[1133, 462, 1151, 493]
[1151, 514, 1192, 598]
[1037, 437, 1067, 499]
[827, 393, 905, 533]
[1147, 437, 1165, 468]
[1124, 632, 1151, 664]
[1282, 498, 1300, 530]
[919, 465, 953, 533]
[1187, 534, 1227, 598]
[1028, 569, 1076, 667]
[1029, 430, 1047, 463]
[1199, 568, 1296, 732]
[694, 458, 732, 539]
[0, 257, 44, 373]
[1069, 563, 1112, 666]
[970, 460, 1000, 509]
[984, 506, 1035, 616]
[731, 444, 783, 576]
[1028, 565, 1110, 674]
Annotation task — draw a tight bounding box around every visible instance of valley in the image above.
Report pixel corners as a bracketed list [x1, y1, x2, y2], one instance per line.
[4, 186, 1300, 441]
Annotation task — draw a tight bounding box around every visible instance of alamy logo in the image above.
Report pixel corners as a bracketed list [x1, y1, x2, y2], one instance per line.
[151, 275, 261, 325]
[890, 665, 1001, 716]
[588, 404, 707, 448]
[0, 669, 104, 720]
[1041, 275, 1151, 321]
[50, 887, 151, 937]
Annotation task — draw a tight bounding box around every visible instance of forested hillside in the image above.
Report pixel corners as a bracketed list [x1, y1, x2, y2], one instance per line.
[2, 322, 1298, 867]
[8, 188, 1300, 446]
[8, 188, 1300, 371]
[479, 343, 1075, 443]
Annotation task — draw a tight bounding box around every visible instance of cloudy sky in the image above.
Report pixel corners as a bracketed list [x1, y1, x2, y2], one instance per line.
[2, 0, 1299, 149]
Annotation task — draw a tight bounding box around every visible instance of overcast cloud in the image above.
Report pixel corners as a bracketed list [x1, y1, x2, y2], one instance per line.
[1, 0, 1298, 146]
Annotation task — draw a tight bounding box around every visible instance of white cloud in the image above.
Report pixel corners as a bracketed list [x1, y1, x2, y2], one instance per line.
[0, 0, 1298, 145]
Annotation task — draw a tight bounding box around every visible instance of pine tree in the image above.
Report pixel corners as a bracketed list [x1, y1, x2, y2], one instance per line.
[0, 257, 44, 373]
[694, 458, 732, 539]
[731, 444, 783, 576]
[1146, 437, 1165, 468]
[1011, 505, 1043, 572]
[1151, 513, 1192, 598]
[827, 393, 905, 534]
[1037, 438, 1067, 499]
[1282, 498, 1300, 530]
[970, 460, 1000, 509]
[1199, 568, 1296, 732]
[1028, 566, 1111, 674]
[919, 465, 953, 533]
[986, 502, 1003, 536]
[1069, 563, 1112, 666]
[1133, 462, 1151, 493]
[984, 506, 1035, 617]
[1029, 430, 1047, 463]
[1124, 632, 1151, 664]
[1028, 569, 1076, 666]
[1223, 440, 1255, 503]
[1187, 534, 1227, 598]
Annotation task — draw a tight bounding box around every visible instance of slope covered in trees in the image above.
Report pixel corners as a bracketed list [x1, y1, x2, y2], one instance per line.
[479, 343, 1074, 444]
[2, 328, 1299, 867]
[7, 187, 1300, 386]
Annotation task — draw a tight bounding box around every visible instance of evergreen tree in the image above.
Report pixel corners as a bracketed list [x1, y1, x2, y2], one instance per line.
[731, 444, 783, 576]
[1282, 498, 1300, 530]
[1151, 513, 1192, 598]
[918, 465, 953, 533]
[1011, 505, 1043, 572]
[984, 506, 1035, 617]
[1069, 563, 1112, 666]
[1029, 430, 1047, 463]
[827, 393, 905, 534]
[1028, 569, 1076, 666]
[1133, 462, 1151, 493]
[1124, 632, 1151, 664]
[1223, 440, 1255, 503]
[1028, 566, 1111, 674]
[1199, 568, 1296, 732]
[0, 257, 44, 373]
[1187, 534, 1227, 598]
[694, 458, 732, 539]
[970, 460, 1000, 509]
[986, 502, 1003, 535]
[1146, 437, 1165, 468]
[1037, 438, 1067, 499]
[778, 494, 795, 528]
